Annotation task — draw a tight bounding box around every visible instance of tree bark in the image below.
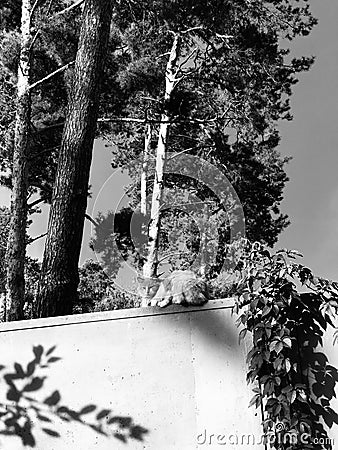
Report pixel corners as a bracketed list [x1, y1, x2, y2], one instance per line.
[5, 0, 32, 321]
[140, 124, 151, 216]
[141, 35, 180, 306]
[35, 0, 113, 317]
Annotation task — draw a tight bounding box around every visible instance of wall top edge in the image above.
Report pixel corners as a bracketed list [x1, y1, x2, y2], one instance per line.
[0, 298, 235, 333]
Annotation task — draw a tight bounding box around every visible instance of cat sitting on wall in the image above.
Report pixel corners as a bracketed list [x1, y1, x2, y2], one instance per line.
[138, 270, 209, 307]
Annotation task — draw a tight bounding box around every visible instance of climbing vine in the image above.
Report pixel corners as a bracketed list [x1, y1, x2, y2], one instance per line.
[233, 242, 338, 450]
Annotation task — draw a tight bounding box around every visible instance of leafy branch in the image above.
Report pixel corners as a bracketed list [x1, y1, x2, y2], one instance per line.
[234, 242, 338, 449]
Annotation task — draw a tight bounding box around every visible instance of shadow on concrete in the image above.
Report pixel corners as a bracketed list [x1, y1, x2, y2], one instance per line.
[154, 302, 239, 351]
[0, 345, 148, 447]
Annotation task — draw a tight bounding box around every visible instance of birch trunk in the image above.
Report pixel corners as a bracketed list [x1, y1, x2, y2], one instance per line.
[35, 0, 113, 318]
[140, 124, 151, 216]
[141, 35, 180, 306]
[199, 205, 209, 278]
[5, 0, 32, 321]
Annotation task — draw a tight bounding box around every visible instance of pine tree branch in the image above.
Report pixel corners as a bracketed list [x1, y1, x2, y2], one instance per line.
[29, 30, 40, 53]
[98, 116, 225, 125]
[85, 213, 99, 227]
[28, 232, 47, 244]
[28, 61, 74, 90]
[30, 0, 42, 18]
[27, 197, 46, 209]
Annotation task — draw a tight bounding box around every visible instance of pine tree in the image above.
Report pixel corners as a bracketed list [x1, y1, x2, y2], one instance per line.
[35, 0, 113, 317]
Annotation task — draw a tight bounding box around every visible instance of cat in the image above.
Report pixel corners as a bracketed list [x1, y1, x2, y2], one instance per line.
[138, 270, 209, 307]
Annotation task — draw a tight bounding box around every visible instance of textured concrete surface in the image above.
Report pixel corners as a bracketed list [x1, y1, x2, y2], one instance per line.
[0, 300, 336, 449]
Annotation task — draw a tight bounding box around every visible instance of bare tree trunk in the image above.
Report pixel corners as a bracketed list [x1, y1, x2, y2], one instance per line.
[198, 205, 209, 278]
[5, 0, 32, 321]
[141, 35, 180, 306]
[140, 124, 151, 216]
[35, 0, 113, 318]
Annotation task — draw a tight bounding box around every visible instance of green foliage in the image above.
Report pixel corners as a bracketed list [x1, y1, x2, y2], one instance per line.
[233, 242, 338, 449]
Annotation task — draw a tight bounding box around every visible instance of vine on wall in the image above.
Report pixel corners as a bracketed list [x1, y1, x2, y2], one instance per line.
[233, 242, 338, 450]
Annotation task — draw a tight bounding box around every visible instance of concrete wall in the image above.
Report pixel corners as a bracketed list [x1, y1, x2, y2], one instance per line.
[0, 300, 336, 450]
[0, 300, 265, 450]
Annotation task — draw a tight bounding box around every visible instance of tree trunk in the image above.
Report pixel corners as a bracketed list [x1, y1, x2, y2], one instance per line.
[5, 0, 32, 321]
[35, 0, 113, 317]
[141, 35, 180, 306]
[140, 124, 151, 216]
[198, 205, 209, 278]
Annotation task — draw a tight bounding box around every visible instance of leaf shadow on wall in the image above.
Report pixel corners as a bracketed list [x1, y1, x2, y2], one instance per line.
[0, 345, 148, 447]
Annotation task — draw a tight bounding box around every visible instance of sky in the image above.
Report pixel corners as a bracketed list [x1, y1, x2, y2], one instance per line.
[276, 0, 338, 280]
[1, 0, 337, 281]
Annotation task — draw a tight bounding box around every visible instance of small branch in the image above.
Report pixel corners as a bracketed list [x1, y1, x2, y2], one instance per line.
[85, 213, 99, 227]
[181, 26, 203, 35]
[98, 116, 224, 125]
[28, 197, 46, 209]
[167, 145, 202, 160]
[215, 33, 233, 41]
[29, 30, 40, 54]
[29, 61, 74, 90]
[54, 0, 85, 17]
[157, 251, 189, 265]
[38, 122, 64, 132]
[30, 0, 42, 17]
[29, 145, 60, 160]
[47, 0, 55, 14]
[28, 232, 47, 244]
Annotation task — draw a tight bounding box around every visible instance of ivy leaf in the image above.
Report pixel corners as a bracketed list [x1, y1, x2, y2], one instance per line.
[297, 390, 308, 403]
[239, 328, 247, 342]
[269, 340, 279, 352]
[290, 390, 297, 403]
[282, 337, 292, 348]
[262, 305, 272, 317]
[249, 394, 260, 408]
[275, 342, 283, 355]
[282, 385, 292, 394]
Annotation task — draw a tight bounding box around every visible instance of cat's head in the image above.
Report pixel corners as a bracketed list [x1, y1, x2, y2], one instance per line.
[137, 275, 161, 298]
